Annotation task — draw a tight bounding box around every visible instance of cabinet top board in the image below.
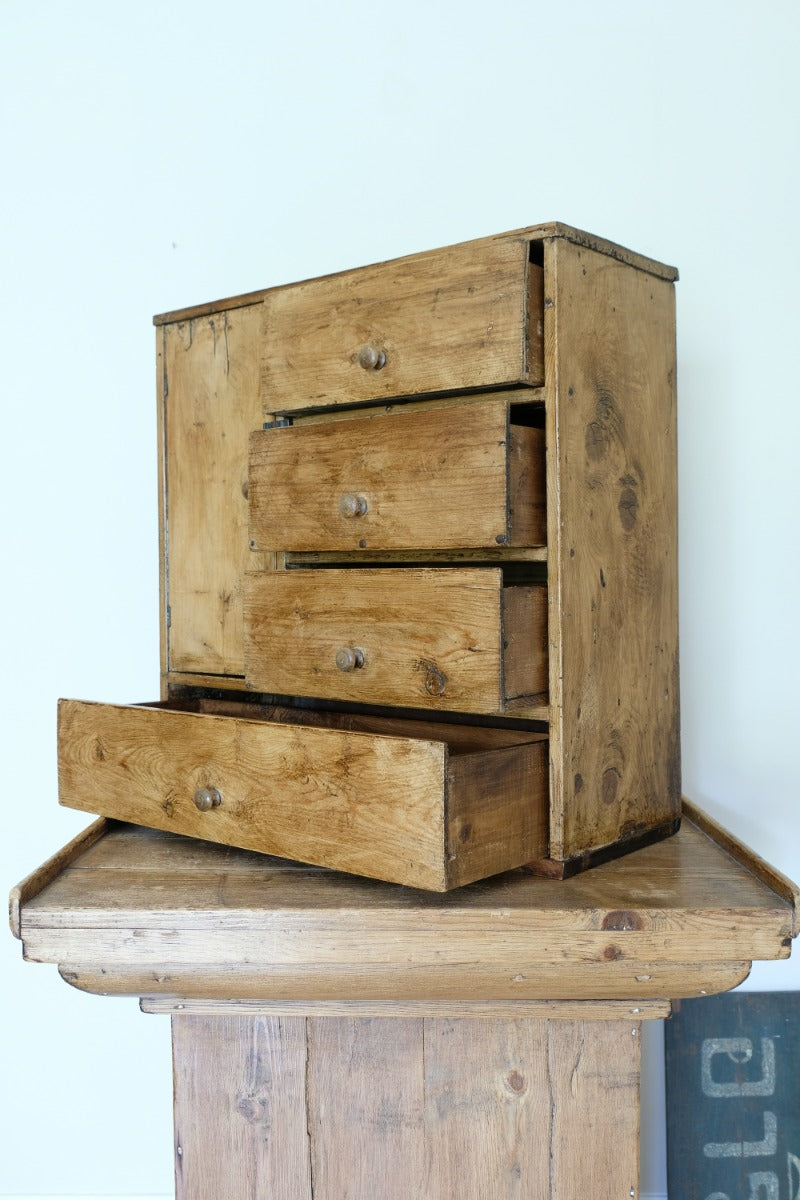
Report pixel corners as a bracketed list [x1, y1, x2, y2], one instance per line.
[152, 222, 679, 327]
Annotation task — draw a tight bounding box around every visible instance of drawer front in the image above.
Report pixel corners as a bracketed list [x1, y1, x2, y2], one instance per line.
[243, 568, 547, 714]
[57, 699, 548, 891]
[248, 399, 545, 552]
[260, 237, 544, 412]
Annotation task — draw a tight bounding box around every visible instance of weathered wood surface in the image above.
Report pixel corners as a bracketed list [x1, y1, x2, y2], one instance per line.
[170, 1013, 640, 1200]
[683, 797, 800, 934]
[62, 961, 754, 1003]
[544, 236, 681, 864]
[143, 997, 671, 1020]
[15, 811, 796, 1001]
[152, 221, 677, 328]
[159, 303, 271, 680]
[57, 698, 547, 891]
[172, 1014, 312, 1200]
[260, 237, 543, 412]
[8, 817, 111, 938]
[153, 224, 685, 875]
[248, 398, 546, 552]
[243, 568, 547, 712]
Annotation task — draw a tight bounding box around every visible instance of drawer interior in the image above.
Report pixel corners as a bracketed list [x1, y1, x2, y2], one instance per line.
[164, 695, 545, 754]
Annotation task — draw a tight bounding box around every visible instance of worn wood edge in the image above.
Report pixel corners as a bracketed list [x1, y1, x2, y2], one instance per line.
[272, 382, 543, 423]
[533, 221, 678, 281]
[165, 671, 246, 691]
[9, 818, 113, 939]
[139, 997, 671, 1021]
[683, 797, 800, 937]
[285, 547, 549, 566]
[57, 961, 753, 1003]
[157, 324, 169, 696]
[542, 235, 565, 854]
[153, 223, 676, 326]
[280, 386, 546, 425]
[153, 291, 267, 326]
[525, 816, 682, 879]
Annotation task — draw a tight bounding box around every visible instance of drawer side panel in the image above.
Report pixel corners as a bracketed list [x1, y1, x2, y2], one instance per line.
[445, 738, 549, 889]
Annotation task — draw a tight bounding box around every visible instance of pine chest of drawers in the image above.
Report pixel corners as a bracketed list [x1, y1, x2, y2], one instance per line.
[58, 222, 681, 890]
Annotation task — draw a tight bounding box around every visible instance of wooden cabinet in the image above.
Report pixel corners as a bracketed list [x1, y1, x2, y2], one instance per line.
[57, 222, 681, 887]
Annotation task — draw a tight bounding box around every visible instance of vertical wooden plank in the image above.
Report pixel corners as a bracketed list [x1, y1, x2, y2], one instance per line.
[547, 236, 680, 860]
[156, 323, 169, 698]
[424, 1017, 552, 1198]
[172, 1014, 312, 1200]
[547, 1020, 641, 1199]
[306, 1017, 426, 1199]
[163, 303, 267, 678]
[170, 1013, 641, 1200]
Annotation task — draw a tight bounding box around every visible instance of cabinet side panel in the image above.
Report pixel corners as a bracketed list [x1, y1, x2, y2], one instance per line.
[549, 241, 680, 859]
[163, 303, 265, 678]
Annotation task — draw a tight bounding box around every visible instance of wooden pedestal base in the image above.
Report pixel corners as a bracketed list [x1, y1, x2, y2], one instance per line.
[169, 1011, 641, 1200]
[13, 813, 798, 1198]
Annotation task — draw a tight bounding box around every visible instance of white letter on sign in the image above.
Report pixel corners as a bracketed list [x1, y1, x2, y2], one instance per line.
[704, 1111, 778, 1158]
[701, 1038, 776, 1098]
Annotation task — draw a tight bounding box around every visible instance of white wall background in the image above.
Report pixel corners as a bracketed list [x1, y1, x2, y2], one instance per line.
[1, 1, 798, 1196]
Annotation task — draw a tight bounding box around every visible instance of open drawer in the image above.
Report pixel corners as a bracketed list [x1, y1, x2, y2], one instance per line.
[260, 235, 544, 412]
[57, 697, 548, 892]
[243, 568, 547, 714]
[248, 398, 546, 553]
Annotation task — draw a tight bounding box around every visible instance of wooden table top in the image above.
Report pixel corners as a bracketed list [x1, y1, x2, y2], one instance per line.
[12, 801, 797, 1009]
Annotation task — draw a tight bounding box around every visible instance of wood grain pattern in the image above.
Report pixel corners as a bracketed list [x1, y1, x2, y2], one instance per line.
[17, 814, 796, 1001]
[161, 303, 268, 679]
[8, 817, 111, 938]
[544, 235, 680, 862]
[547, 1020, 640, 1198]
[151, 222, 677, 327]
[62, 961, 754, 1003]
[683, 797, 800, 933]
[167, 1013, 641, 1199]
[248, 398, 546, 552]
[243, 568, 547, 713]
[56, 698, 547, 891]
[306, 1018, 425, 1198]
[423, 1017, 550, 1195]
[172, 1014, 312, 1200]
[143, 998, 672, 1020]
[260, 238, 543, 413]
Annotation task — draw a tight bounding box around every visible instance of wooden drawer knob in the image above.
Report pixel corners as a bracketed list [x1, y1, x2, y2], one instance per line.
[194, 786, 222, 812]
[358, 344, 387, 371]
[335, 647, 365, 672]
[338, 493, 368, 518]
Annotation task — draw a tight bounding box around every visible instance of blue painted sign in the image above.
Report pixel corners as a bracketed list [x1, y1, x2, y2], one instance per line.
[666, 992, 800, 1199]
